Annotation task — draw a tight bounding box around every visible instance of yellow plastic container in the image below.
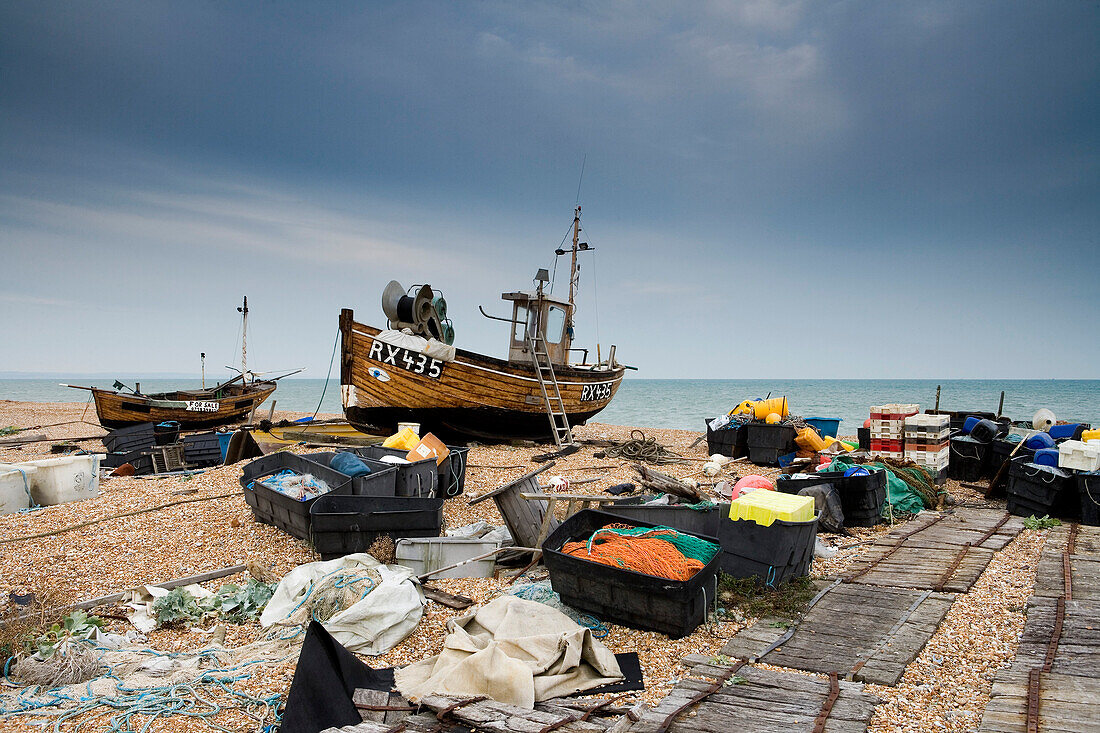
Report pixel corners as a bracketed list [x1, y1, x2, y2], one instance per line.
[729, 400, 756, 416]
[1082, 429, 1100, 443]
[795, 427, 828, 452]
[753, 397, 789, 420]
[729, 490, 815, 527]
[382, 427, 420, 451]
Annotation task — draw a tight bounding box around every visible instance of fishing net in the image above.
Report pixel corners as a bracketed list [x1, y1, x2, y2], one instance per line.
[562, 524, 718, 581]
[506, 582, 610, 637]
[284, 568, 383, 625]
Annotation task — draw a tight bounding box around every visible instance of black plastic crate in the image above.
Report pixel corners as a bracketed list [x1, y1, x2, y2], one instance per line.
[102, 423, 156, 453]
[988, 439, 1034, 479]
[354, 444, 467, 497]
[930, 410, 997, 432]
[542, 509, 720, 639]
[1077, 474, 1100, 527]
[309, 494, 445, 560]
[300, 452, 398, 497]
[717, 515, 817, 586]
[745, 423, 797, 451]
[439, 446, 469, 497]
[182, 432, 222, 468]
[1006, 462, 1075, 520]
[604, 502, 730, 538]
[949, 436, 990, 482]
[748, 446, 786, 466]
[776, 469, 887, 527]
[352, 446, 439, 497]
[704, 418, 748, 459]
[857, 427, 871, 451]
[240, 453, 355, 539]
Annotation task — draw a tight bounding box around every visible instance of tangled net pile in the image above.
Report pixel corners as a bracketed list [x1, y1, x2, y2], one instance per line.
[603, 430, 683, 465]
[562, 524, 719, 581]
[285, 567, 382, 625]
[506, 582, 610, 637]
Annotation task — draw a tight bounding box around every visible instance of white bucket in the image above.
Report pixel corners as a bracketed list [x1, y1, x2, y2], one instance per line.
[397, 422, 421, 436]
[0, 455, 102, 506]
[0, 466, 38, 515]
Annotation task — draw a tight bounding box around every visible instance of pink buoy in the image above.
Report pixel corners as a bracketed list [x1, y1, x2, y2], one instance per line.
[733, 475, 774, 496]
[863, 418, 872, 429]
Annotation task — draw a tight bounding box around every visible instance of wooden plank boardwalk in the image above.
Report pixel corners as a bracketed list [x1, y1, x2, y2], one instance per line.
[980, 524, 1100, 732]
[720, 582, 953, 685]
[842, 508, 1025, 593]
[626, 655, 881, 733]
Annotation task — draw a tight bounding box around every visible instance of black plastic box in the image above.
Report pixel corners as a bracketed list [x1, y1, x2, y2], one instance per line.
[352, 446, 439, 497]
[1006, 461, 1075, 520]
[309, 494, 445, 560]
[988, 438, 1034, 479]
[542, 509, 720, 639]
[604, 502, 730, 538]
[439, 446, 469, 497]
[300, 452, 399, 497]
[182, 432, 222, 468]
[776, 469, 886, 528]
[704, 418, 748, 458]
[857, 428, 871, 451]
[102, 423, 156, 453]
[1077, 474, 1100, 527]
[745, 423, 797, 450]
[949, 436, 990, 482]
[240, 453, 355, 539]
[718, 515, 817, 586]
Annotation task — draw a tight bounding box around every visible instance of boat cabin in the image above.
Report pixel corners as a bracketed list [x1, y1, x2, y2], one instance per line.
[501, 288, 574, 366]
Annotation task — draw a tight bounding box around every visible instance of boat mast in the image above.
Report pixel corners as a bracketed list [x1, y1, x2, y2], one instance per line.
[567, 205, 580, 330]
[237, 296, 249, 382]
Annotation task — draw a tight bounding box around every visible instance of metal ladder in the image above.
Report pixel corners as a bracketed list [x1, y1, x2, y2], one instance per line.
[527, 333, 574, 448]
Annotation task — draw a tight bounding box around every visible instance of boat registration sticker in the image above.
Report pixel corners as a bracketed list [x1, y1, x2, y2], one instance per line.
[368, 367, 391, 382]
[580, 382, 614, 402]
[368, 340, 444, 380]
[185, 400, 220, 412]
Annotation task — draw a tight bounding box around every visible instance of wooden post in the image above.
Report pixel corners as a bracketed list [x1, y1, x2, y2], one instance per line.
[934, 385, 941, 412]
[997, 391, 1005, 418]
[267, 400, 276, 421]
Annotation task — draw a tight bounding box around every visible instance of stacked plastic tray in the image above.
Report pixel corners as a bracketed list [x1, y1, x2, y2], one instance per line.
[869, 404, 919, 458]
[903, 414, 949, 484]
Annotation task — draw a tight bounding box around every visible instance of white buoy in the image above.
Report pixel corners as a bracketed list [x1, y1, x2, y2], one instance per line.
[1033, 408, 1056, 432]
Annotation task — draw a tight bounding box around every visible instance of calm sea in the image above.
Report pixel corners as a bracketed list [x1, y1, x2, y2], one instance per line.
[2, 379, 1097, 435]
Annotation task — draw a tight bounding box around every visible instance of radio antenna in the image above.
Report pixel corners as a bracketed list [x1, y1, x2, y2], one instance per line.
[575, 153, 586, 204]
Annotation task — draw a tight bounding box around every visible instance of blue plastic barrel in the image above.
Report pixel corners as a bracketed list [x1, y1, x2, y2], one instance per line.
[1033, 448, 1060, 468]
[1049, 423, 1083, 440]
[804, 417, 841, 438]
[962, 416, 981, 434]
[1025, 433, 1056, 450]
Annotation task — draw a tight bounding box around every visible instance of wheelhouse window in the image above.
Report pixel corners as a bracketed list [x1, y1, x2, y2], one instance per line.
[545, 306, 566, 343]
[512, 305, 529, 344]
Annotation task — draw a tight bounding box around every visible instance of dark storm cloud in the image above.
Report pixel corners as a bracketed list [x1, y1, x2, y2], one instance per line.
[1, 1, 1097, 377]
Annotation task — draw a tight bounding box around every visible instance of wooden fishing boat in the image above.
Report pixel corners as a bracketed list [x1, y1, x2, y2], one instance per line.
[74, 378, 277, 430]
[340, 206, 628, 444]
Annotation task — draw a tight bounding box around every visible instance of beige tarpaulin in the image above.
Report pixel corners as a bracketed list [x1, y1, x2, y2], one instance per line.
[395, 595, 623, 708]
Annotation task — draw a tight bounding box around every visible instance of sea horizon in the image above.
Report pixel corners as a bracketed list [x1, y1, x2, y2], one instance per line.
[3, 377, 1096, 434]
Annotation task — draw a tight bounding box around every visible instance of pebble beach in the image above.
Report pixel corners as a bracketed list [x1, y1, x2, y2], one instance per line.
[0, 400, 1050, 732]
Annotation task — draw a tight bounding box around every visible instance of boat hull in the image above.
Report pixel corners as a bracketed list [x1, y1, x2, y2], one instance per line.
[91, 383, 277, 429]
[340, 311, 624, 442]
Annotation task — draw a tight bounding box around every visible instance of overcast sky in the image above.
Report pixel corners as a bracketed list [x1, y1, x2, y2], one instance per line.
[1, 1, 1097, 380]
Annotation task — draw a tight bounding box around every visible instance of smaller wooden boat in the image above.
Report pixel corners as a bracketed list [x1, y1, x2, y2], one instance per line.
[66, 376, 277, 430]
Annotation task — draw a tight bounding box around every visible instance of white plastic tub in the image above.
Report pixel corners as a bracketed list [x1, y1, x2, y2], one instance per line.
[0, 455, 102, 506]
[395, 537, 503, 579]
[1059, 440, 1100, 473]
[0, 466, 38, 515]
